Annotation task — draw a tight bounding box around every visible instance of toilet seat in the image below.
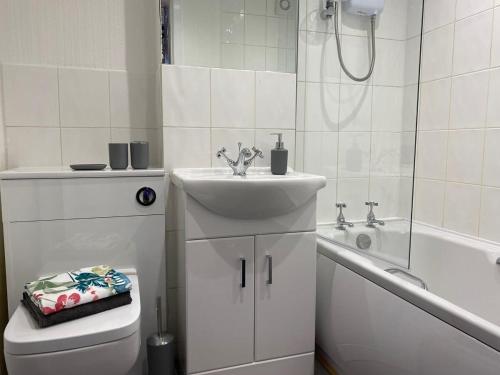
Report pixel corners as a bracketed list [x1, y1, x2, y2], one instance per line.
[4, 274, 141, 356]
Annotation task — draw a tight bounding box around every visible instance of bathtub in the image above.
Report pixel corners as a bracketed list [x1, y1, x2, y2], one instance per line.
[316, 221, 500, 375]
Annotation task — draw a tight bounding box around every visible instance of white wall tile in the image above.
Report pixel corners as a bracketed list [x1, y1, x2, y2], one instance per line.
[6, 127, 62, 167]
[221, 13, 245, 44]
[482, 129, 500, 187]
[2, 64, 59, 126]
[416, 131, 448, 179]
[294, 131, 304, 171]
[163, 127, 211, 170]
[339, 132, 371, 178]
[59, 68, 110, 127]
[446, 129, 484, 184]
[443, 182, 481, 235]
[370, 132, 404, 177]
[488, 68, 500, 126]
[210, 128, 255, 167]
[162, 65, 211, 127]
[455, 0, 494, 20]
[305, 32, 341, 84]
[453, 10, 493, 75]
[374, 0, 408, 40]
[244, 46, 267, 70]
[256, 71, 296, 129]
[304, 82, 340, 131]
[418, 78, 451, 130]
[296, 82, 306, 131]
[221, 44, 245, 69]
[423, 0, 457, 32]
[317, 179, 337, 224]
[246, 0, 267, 15]
[492, 7, 500, 67]
[369, 176, 402, 218]
[245, 15, 267, 46]
[450, 71, 489, 129]
[109, 70, 159, 128]
[266, 17, 288, 48]
[297, 31, 307, 81]
[211, 69, 255, 128]
[414, 179, 446, 226]
[421, 24, 454, 82]
[61, 127, 110, 165]
[373, 39, 406, 86]
[372, 86, 404, 132]
[255, 128, 295, 168]
[304, 131, 338, 178]
[221, 0, 244, 13]
[338, 84, 372, 132]
[479, 186, 500, 242]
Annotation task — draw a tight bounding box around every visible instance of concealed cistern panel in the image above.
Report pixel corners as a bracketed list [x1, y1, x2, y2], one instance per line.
[1, 176, 165, 222]
[343, 0, 384, 16]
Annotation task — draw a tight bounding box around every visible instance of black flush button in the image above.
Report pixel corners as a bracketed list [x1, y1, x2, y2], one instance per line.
[136, 187, 156, 206]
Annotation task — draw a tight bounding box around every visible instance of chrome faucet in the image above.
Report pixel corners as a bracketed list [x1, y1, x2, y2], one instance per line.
[216, 142, 264, 176]
[365, 201, 385, 227]
[336, 202, 354, 230]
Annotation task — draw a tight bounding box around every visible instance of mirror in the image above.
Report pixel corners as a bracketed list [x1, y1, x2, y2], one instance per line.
[168, 0, 298, 72]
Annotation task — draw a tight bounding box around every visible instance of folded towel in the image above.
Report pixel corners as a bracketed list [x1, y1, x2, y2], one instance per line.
[22, 291, 132, 328]
[24, 265, 132, 315]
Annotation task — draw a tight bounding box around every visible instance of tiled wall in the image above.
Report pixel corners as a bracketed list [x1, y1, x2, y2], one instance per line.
[414, 0, 500, 243]
[295, 0, 422, 224]
[0, 0, 163, 169]
[161, 64, 297, 171]
[171, 0, 298, 72]
[0, 64, 163, 168]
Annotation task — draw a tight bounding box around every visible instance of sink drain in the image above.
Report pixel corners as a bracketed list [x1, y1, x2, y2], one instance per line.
[356, 234, 371, 250]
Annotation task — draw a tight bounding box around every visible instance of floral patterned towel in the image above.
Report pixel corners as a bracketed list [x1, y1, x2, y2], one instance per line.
[24, 265, 132, 315]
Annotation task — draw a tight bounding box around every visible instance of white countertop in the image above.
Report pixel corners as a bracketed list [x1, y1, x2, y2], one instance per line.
[0, 167, 166, 179]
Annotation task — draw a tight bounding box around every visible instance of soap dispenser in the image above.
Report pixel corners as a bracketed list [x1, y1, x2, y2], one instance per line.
[270, 133, 288, 175]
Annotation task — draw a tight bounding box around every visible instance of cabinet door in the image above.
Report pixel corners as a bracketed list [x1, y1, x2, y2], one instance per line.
[255, 232, 317, 361]
[186, 236, 254, 373]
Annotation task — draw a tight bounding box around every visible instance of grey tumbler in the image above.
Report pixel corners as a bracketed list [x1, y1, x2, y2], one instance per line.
[130, 141, 149, 169]
[108, 143, 128, 170]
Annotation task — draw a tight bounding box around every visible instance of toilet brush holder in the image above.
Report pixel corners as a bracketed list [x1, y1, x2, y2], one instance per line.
[147, 297, 176, 375]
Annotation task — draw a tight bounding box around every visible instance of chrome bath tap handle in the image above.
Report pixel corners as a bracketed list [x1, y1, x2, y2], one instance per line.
[336, 202, 354, 230]
[365, 201, 385, 227]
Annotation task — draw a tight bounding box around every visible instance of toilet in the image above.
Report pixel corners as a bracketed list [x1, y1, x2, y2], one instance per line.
[0, 168, 167, 374]
[3, 272, 141, 375]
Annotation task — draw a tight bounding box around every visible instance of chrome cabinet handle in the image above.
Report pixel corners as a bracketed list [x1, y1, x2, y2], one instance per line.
[240, 258, 246, 288]
[267, 255, 273, 285]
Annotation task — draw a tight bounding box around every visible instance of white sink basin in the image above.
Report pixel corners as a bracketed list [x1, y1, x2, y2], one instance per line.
[172, 168, 326, 220]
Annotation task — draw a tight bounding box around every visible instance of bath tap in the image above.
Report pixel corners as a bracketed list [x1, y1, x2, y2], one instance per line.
[216, 142, 264, 176]
[335, 202, 354, 230]
[365, 201, 385, 227]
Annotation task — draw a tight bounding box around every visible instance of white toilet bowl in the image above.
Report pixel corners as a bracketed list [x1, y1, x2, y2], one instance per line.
[3, 274, 141, 375]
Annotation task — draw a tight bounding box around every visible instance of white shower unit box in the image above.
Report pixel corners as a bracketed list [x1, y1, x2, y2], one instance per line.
[0, 168, 167, 374]
[343, 0, 384, 16]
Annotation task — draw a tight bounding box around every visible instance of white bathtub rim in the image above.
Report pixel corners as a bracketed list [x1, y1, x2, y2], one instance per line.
[317, 237, 500, 353]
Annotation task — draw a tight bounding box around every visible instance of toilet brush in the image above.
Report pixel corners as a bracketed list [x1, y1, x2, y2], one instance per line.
[147, 297, 176, 375]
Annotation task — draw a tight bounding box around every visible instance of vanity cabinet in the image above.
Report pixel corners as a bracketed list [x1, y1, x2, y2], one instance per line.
[186, 237, 255, 373]
[183, 232, 316, 374]
[173, 168, 325, 375]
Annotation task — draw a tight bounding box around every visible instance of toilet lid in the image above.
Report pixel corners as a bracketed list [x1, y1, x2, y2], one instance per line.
[4, 274, 141, 355]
